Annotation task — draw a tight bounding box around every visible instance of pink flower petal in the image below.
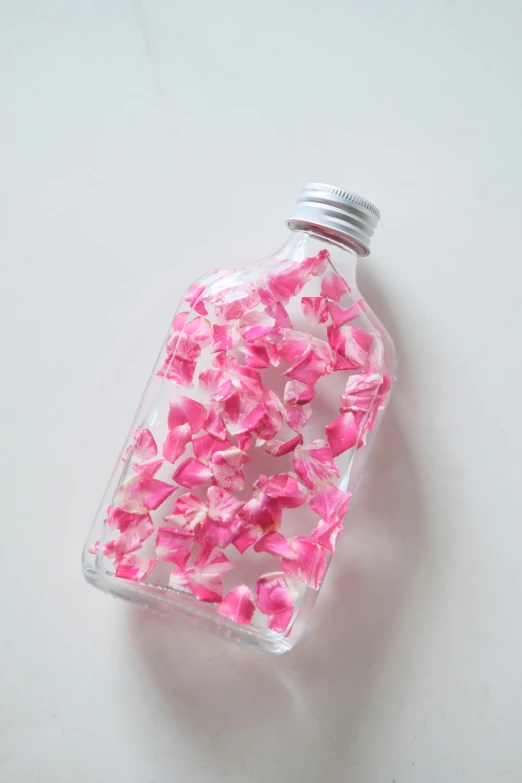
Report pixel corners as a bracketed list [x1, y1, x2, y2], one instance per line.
[113, 476, 175, 513]
[165, 492, 208, 529]
[132, 428, 158, 462]
[155, 526, 194, 567]
[115, 554, 157, 582]
[238, 487, 281, 534]
[284, 380, 315, 407]
[327, 324, 374, 368]
[212, 284, 261, 321]
[169, 565, 189, 590]
[265, 342, 281, 367]
[166, 331, 202, 363]
[254, 530, 295, 559]
[328, 299, 365, 327]
[157, 355, 198, 387]
[222, 393, 265, 436]
[265, 473, 308, 508]
[133, 458, 164, 479]
[206, 484, 244, 524]
[278, 330, 312, 365]
[265, 301, 293, 330]
[241, 343, 270, 369]
[185, 282, 208, 315]
[312, 518, 344, 553]
[211, 447, 250, 492]
[172, 458, 213, 488]
[213, 322, 241, 352]
[364, 332, 385, 374]
[110, 514, 155, 558]
[107, 507, 146, 532]
[265, 433, 303, 456]
[171, 311, 190, 333]
[202, 408, 228, 441]
[286, 403, 312, 433]
[199, 366, 233, 402]
[325, 411, 361, 456]
[305, 248, 330, 276]
[309, 482, 352, 526]
[167, 396, 207, 433]
[283, 347, 334, 385]
[320, 271, 350, 301]
[292, 440, 339, 489]
[280, 537, 327, 588]
[218, 585, 256, 624]
[193, 433, 233, 462]
[238, 310, 276, 342]
[185, 315, 213, 347]
[256, 572, 297, 616]
[186, 547, 234, 602]
[255, 389, 285, 441]
[267, 260, 312, 302]
[301, 296, 329, 325]
[232, 525, 267, 553]
[236, 431, 254, 452]
[268, 609, 294, 633]
[162, 422, 192, 463]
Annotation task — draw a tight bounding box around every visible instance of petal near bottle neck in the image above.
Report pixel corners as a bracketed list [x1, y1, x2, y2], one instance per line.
[275, 228, 360, 292]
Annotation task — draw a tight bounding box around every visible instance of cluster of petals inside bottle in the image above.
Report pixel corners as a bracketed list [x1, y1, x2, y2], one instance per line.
[91, 249, 390, 636]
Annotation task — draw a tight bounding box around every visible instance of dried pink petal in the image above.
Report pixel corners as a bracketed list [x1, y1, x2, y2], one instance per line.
[328, 299, 365, 327]
[256, 572, 297, 616]
[185, 282, 208, 315]
[155, 526, 194, 567]
[211, 447, 250, 492]
[113, 475, 175, 513]
[327, 324, 374, 369]
[305, 248, 330, 276]
[293, 440, 339, 489]
[325, 411, 361, 456]
[132, 428, 158, 463]
[286, 403, 312, 433]
[268, 609, 294, 633]
[115, 554, 157, 582]
[265, 473, 308, 508]
[199, 366, 233, 401]
[254, 530, 295, 559]
[166, 332, 201, 363]
[212, 284, 261, 321]
[265, 433, 303, 456]
[284, 380, 314, 407]
[364, 332, 385, 374]
[133, 459, 164, 479]
[162, 422, 192, 463]
[236, 431, 254, 452]
[309, 482, 352, 526]
[185, 316, 213, 347]
[312, 517, 344, 553]
[165, 492, 207, 529]
[238, 310, 277, 342]
[265, 301, 293, 330]
[199, 486, 244, 548]
[111, 514, 155, 558]
[186, 546, 234, 603]
[169, 565, 189, 590]
[172, 458, 213, 488]
[157, 355, 198, 387]
[202, 408, 228, 441]
[283, 346, 334, 385]
[281, 537, 327, 589]
[222, 393, 265, 436]
[301, 296, 329, 325]
[320, 271, 350, 301]
[193, 433, 233, 462]
[232, 524, 267, 553]
[167, 396, 207, 433]
[213, 322, 241, 352]
[171, 311, 190, 333]
[278, 330, 312, 365]
[267, 260, 312, 302]
[241, 343, 270, 369]
[218, 585, 256, 625]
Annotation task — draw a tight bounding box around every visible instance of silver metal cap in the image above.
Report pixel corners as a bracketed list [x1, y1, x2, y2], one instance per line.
[287, 182, 380, 256]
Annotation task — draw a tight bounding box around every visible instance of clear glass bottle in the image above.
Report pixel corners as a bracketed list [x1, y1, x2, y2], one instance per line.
[82, 183, 396, 654]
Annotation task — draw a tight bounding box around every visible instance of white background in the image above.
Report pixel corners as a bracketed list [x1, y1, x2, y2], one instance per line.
[1, 1, 521, 781]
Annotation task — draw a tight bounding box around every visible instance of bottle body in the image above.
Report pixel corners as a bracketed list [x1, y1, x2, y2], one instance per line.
[83, 229, 395, 654]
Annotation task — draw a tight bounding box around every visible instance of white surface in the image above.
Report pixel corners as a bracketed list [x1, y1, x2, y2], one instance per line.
[1, 1, 521, 781]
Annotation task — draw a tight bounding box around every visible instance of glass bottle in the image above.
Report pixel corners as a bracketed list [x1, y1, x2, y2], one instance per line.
[82, 183, 396, 654]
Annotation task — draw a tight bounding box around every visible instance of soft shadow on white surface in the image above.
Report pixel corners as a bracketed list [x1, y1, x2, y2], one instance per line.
[126, 279, 428, 781]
